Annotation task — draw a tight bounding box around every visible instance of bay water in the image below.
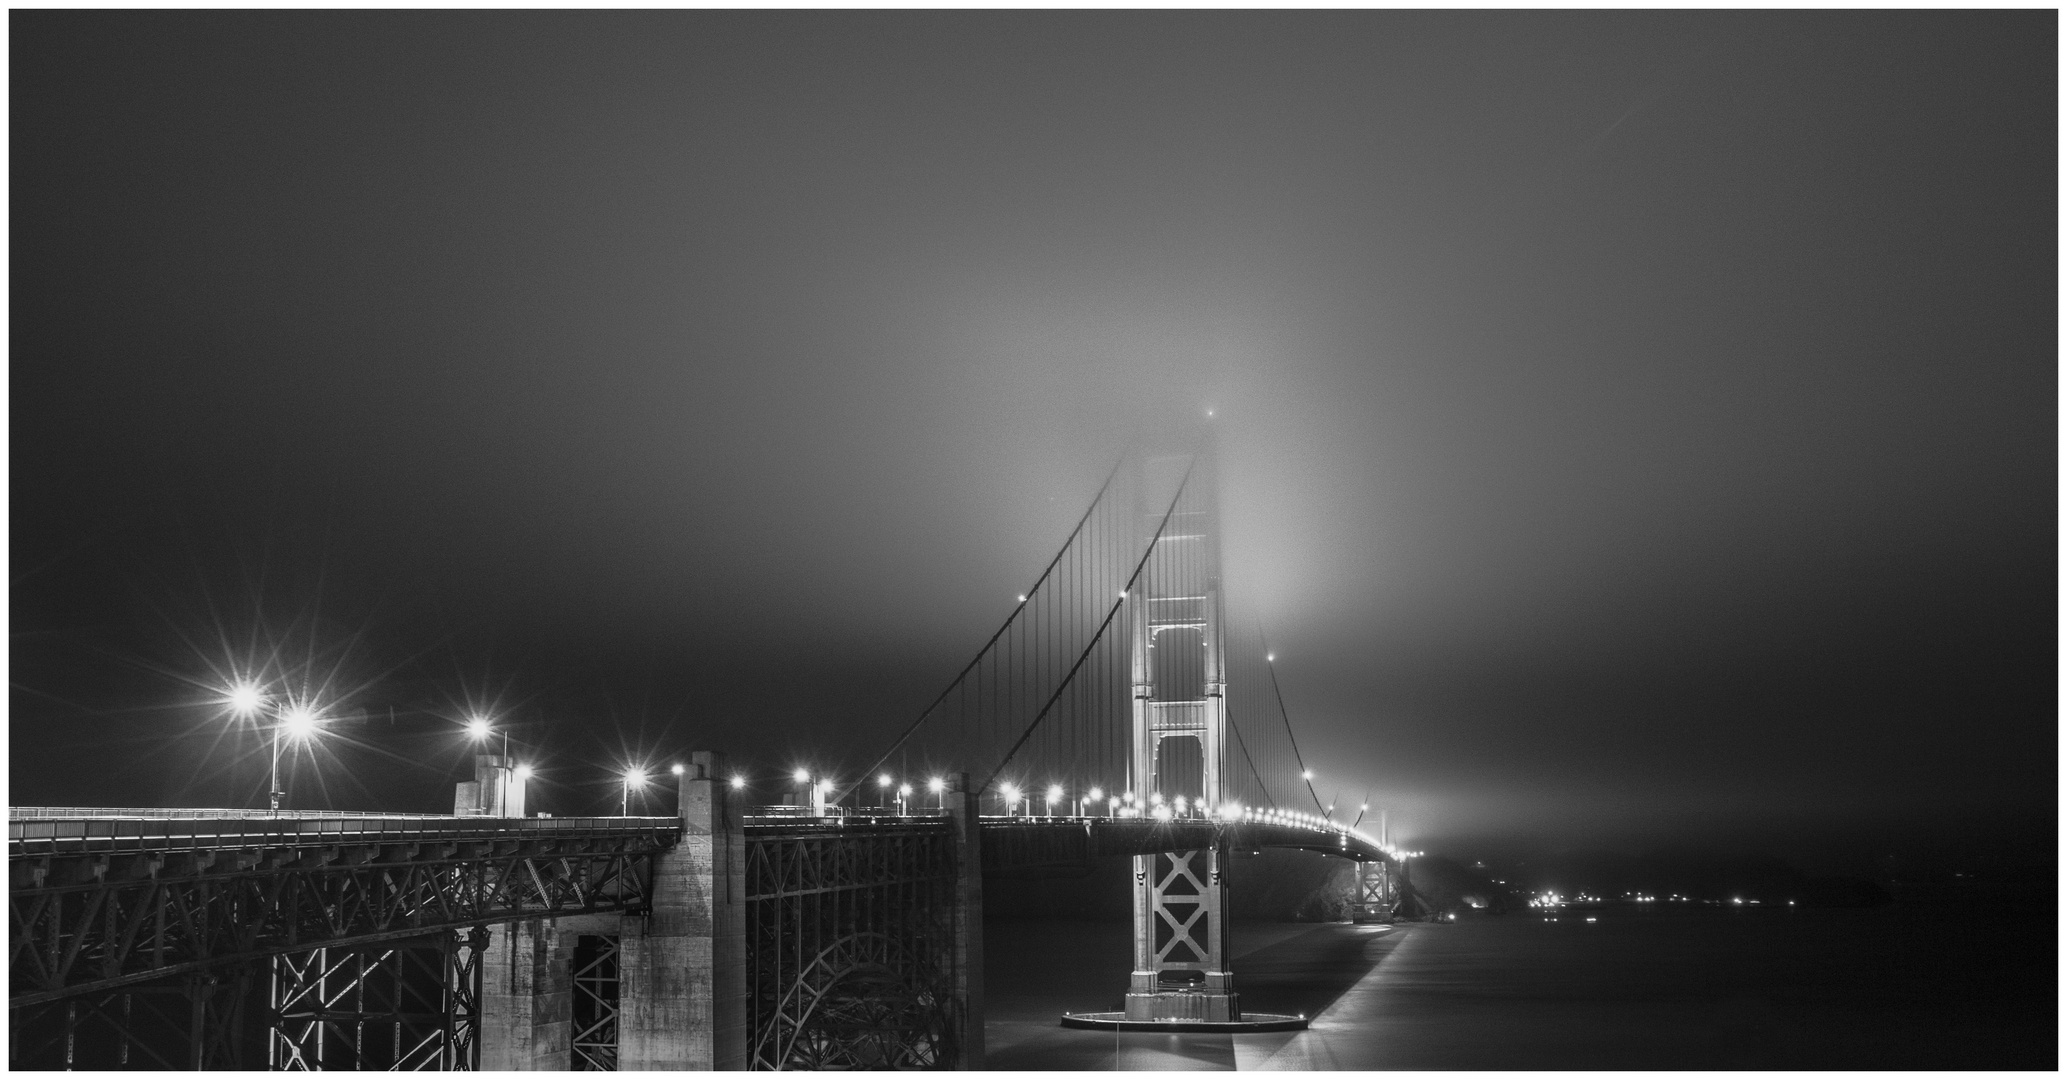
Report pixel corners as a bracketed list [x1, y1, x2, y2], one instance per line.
[983, 896, 2053, 1070]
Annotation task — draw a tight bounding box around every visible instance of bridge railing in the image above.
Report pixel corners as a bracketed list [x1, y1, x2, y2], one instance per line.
[11, 806, 473, 820]
[9, 811, 682, 856]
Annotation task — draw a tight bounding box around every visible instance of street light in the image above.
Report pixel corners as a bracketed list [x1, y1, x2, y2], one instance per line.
[671, 764, 686, 776]
[1046, 785, 1063, 817]
[622, 769, 648, 815]
[999, 783, 1019, 817]
[225, 681, 265, 718]
[879, 773, 893, 812]
[229, 685, 324, 814]
[897, 783, 912, 815]
[464, 715, 518, 814]
[1084, 786, 1103, 817]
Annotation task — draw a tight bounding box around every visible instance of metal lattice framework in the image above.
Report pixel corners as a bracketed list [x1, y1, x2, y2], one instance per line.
[268, 929, 484, 1071]
[1352, 859, 1400, 923]
[9, 813, 673, 1009]
[745, 822, 960, 1070]
[569, 934, 620, 1071]
[7, 969, 259, 1070]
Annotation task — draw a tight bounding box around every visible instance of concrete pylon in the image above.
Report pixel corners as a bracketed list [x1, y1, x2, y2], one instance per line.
[478, 918, 575, 1069]
[454, 754, 525, 817]
[946, 773, 985, 1069]
[617, 751, 746, 1069]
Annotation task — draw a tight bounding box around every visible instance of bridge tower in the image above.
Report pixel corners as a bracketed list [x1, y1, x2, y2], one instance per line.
[1124, 447, 1239, 1022]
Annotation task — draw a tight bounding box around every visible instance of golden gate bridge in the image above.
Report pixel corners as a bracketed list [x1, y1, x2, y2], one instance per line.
[10, 437, 1418, 1069]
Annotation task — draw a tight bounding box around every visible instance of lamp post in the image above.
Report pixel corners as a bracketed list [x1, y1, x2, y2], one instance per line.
[271, 703, 320, 813]
[622, 769, 647, 816]
[1046, 785, 1063, 818]
[927, 776, 945, 811]
[897, 783, 912, 815]
[467, 715, 517, 814]
[227, 682, 322, 814]
[878, 773, 893, 812]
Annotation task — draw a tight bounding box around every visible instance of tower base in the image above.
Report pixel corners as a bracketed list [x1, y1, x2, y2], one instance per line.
[1060, 1011, 1308, 1033]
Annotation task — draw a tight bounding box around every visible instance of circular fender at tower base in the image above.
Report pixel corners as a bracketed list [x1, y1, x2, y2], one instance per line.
[1059, 1012, 1310, 1033]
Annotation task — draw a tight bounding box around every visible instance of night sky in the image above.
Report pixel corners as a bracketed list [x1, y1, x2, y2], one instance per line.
[10, 12, 2054, 871]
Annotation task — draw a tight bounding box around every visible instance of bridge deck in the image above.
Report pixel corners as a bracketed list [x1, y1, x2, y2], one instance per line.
[10, 808, 1386, 863]
[9, 808, 682, 857]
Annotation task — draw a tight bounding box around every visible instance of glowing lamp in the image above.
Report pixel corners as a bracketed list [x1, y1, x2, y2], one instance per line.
[281, 705, 320, 739]
[226, 682, 266, 717]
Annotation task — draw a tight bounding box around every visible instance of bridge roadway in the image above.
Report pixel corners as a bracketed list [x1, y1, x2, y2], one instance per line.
[11, 805, 1386, 1007]
[10, 795, 1396, 1069]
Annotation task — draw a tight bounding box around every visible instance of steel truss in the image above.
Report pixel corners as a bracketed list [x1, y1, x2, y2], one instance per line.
[1352, 858, 1399, 923]
[745, 824, 960, 1070]
[570, 934, 620, 1071]
[1146, 848, 1220, 972]
[11, 836, 661, 1009]
[8, 968, 259, 1070]
[269, 929, 484, 1071]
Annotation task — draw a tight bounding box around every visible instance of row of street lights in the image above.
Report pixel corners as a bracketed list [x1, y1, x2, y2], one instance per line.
[221, 681, 1369, 830]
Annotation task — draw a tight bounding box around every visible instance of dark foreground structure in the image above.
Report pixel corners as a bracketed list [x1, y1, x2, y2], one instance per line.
[9, 760, 1395, 1069]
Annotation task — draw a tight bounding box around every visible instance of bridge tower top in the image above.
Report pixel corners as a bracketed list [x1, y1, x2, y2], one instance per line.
[1128, 441, 1226, 813]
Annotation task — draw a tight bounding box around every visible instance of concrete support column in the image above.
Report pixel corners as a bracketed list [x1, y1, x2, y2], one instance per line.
[618, 751, 746, 1070]
[947, 773, 985, 1070]
[480, 918, 573, 1069]
[454, 754, 524, 817]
